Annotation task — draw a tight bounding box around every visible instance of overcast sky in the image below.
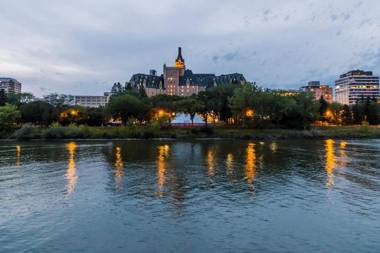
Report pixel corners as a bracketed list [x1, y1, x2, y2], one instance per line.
[0, 0, 379, 96]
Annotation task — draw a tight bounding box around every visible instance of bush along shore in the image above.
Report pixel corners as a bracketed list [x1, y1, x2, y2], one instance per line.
[7, 124, 380, 141]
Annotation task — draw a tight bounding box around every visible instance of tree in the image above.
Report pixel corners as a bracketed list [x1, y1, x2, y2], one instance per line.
[20, 101, 56, 126]
[0, 90, 6, 106]
[197, 91, 215, 126]
[111, 82, 124, 95]
[228, 83, 258, 124]
[366, 100, 380, 125]
[107, 94, 150, 124]
[86, 107, 107, 126]
[176, 97, 202, 126]
[0, 104, 21, 133]
[341, 105, 353, 125]
[58, 106, 87, 125]
[6, 92, 35, 106]
[327, 102, 343, 125]
[352, 101, 364, 124]
[205, 84, 238, 123]
[150, 94, 182, 112]
[318, 96, 328, 118]
[281, 93, 318, 129]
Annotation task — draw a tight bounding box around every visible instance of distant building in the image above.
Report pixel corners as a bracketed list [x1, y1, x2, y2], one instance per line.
[0, 78, 22, 94]
[272, 89, 301, 97]
[73, 93, 110, 108]
[335, 70, 380, 105]
[129, 47, 246, 97]
[301, 81, 333, 103]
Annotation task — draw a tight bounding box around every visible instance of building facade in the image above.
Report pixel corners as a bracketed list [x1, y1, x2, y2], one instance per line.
[128, 47, 246, 97]
[73, 93, 110, 108]
[0, 78, 22, 94]
[301, 81, 333, 103]
[335, 70, 379, 105]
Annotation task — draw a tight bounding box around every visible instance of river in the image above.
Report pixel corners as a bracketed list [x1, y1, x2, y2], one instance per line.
[1, 140, 379, 252]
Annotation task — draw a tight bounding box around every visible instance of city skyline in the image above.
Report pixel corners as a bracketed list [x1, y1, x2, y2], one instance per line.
[1, 0, 380, 96]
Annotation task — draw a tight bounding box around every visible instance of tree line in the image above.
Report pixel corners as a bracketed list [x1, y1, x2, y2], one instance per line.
[1, 83, 380, 135]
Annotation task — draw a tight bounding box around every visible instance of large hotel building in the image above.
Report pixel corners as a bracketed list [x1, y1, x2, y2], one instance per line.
[129, 47, 246, 97]
[335, 70, 379, 105]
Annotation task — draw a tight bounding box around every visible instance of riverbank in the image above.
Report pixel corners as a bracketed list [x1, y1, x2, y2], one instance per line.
[4, 124, 380, 141]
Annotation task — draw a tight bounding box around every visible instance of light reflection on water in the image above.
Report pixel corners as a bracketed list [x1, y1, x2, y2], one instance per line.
[114, 146, 124, 192]
[15, 144, 21, 167]
[157, 145, 169, 197]
[1, 139, 380, 253]
[65, 142, 78, 195]
[325, 139, 336, 188]
[245, 143, 256, 184]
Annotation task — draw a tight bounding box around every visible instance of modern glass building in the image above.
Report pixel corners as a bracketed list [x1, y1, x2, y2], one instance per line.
[335, 70, 379, 105]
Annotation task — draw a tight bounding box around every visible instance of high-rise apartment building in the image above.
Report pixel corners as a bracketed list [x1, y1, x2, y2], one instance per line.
[0, 78, 22, 94]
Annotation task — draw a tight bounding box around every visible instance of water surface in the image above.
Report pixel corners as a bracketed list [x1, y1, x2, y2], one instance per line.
[1, 139, 380, 252]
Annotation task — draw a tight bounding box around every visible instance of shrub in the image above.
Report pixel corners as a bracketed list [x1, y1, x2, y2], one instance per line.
[13, 124, 42, 140]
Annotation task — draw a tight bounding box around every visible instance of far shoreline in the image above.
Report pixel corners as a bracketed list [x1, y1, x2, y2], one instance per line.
[2, 125, 380, 142]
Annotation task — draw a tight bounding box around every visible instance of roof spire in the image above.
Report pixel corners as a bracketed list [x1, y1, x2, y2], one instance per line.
[175, 47, 185, 68]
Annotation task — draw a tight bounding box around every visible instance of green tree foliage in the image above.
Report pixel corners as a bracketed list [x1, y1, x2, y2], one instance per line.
[6, 92, 35, 106]
[111, 82, 124, 94]
[228, 83, 257, 119]
[206, 84, 237, 122]
[107, 94, 150, 124]
[0, 104, 21, 133]
[150, 94, 182, 112]
[0, 90, 6, 106]
[86, 107, 107, 126]
[318, 96, 328, 118]
[20, 101, 57, 126]
[351, 98, 380, 125]
[175, 97, 203, 125]
[341, 105, 353, 125]
[280, 94, 318, 129]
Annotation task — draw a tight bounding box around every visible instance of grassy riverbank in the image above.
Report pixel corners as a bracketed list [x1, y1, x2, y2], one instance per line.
[5, 124, 380, 141]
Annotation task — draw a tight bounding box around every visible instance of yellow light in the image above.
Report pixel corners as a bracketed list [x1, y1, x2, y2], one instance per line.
[245, 109, 254, 118]
[70, 110, 78, 117]
[325, 110, 333, 119]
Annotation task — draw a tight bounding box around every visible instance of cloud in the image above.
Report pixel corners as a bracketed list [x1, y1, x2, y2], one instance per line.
[0, 0, 379, 96]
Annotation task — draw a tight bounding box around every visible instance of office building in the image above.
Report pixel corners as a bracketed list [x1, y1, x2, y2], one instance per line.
[301, 81, 333, 103]
[335, 70, 379, 105]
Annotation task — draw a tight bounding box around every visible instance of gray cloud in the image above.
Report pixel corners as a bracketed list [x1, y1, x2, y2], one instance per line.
[0, 0, 379, 96]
